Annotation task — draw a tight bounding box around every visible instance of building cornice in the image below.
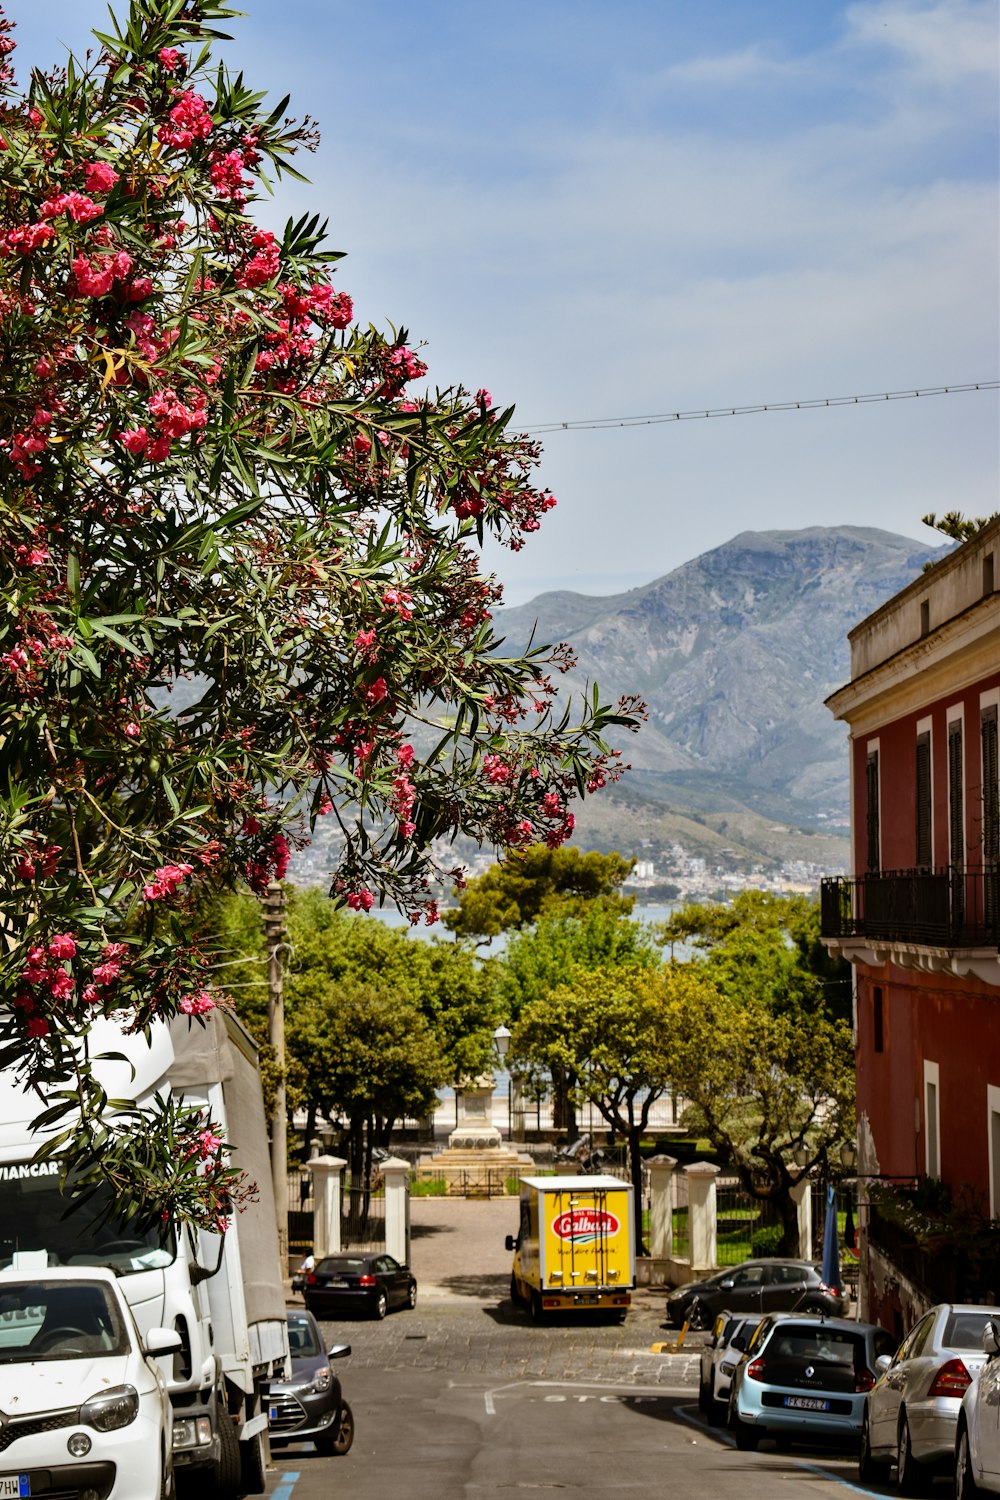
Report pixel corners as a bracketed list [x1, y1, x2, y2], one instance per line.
[823, 936, 1000, 988]
[826, 598, 1000, 732]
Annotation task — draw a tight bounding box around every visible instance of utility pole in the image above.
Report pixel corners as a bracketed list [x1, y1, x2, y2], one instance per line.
[264, 882, 288, 1270]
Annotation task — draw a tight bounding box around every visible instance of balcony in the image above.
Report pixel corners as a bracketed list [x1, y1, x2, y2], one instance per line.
[821, 867, 1000, 972]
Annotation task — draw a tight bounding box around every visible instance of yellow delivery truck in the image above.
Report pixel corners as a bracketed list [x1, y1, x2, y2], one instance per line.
[506, 1175, 636, 1320]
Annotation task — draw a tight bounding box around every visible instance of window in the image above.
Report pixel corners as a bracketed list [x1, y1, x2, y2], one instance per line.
[924, 1060, 940, 1179]
[989, 1085, 1000, 1219]
[866, 747, 881, 873]
[873, 986, 884, 1054]
[983, 705, 998, 863]
[915, 731, 932, 868]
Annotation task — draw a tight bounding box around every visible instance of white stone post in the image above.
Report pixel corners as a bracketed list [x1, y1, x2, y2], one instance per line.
[381, 1156, 411, 1266]
[790, 1171, 813, 1260]
[686, 1162, 721, 1274]
[307, 1154, 346, 1259]
[646, 1155, 678, 1262]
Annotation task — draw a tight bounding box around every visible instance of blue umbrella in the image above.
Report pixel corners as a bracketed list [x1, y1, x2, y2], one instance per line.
[821, 1183, 840, 1294]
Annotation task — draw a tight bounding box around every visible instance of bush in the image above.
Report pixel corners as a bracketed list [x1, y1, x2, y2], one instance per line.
[750, 1222, 784, 1257]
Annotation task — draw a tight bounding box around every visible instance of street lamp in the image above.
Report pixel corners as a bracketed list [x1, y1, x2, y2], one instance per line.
[792, 1145, 809, 1169]
[840, 1141, 857, 1172]
[492, 1024, 511, 1061]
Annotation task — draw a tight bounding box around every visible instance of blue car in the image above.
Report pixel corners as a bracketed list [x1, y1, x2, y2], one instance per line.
[728, 1313, 898, 1451]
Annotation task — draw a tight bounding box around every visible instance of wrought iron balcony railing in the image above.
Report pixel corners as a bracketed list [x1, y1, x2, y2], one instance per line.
[821, 865, 1000, 950]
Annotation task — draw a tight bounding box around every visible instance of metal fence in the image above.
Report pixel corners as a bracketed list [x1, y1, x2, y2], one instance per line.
[714, 1179, 781, 1266]
[286, 1166, 386, 1252]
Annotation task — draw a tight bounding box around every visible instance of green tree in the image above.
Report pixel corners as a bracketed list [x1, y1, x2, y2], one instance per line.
[511, 963, 685, 1244]
[501, 905, 659, 1134]
[0, 0, 641, 1226]
[443, 846, 635, 944]
[665, 962, 855, 1255]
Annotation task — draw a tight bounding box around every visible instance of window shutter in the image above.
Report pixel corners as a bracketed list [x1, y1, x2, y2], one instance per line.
[983, 706, 999, 865]
[866, 749, 880, 874]
[948, 720, 964, 867]
[915, 732, 932, 868]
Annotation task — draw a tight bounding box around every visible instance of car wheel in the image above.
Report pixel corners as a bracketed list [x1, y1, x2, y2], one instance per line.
[407, 1282, 417, 1310]
[707, 1396, 726, 1427]
[372, 1290, 388, 1320]
[898, 1412, 927, 1497]
[160, 1441, 174, 1500]
[316, 1399, 355, 1457]
[955, 1422, 979, 1500]
[858, 1409, 891, 1485]
[687, 1298, 709, 1331]
[732, 1416, 759, 1451]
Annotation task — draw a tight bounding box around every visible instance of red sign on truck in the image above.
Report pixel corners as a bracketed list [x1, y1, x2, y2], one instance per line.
[552, 1208, 620, 1245]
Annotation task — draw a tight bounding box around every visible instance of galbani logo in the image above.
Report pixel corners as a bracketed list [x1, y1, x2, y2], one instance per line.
[552, 1209, 620, 1245]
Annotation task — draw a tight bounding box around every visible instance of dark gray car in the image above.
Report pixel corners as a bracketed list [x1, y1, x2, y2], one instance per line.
[268, 1309, 354, 1457]
[666, 1259, 847, 1329]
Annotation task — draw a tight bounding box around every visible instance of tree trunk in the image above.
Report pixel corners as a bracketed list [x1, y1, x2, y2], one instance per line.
[551, 1065, 577, 1137]
[626, 1125, 647, 1255]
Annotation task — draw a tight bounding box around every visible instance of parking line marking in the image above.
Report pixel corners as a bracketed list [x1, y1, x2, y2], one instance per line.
[674, 1406, 890, 1497]
[270, 1471, 301, 1500]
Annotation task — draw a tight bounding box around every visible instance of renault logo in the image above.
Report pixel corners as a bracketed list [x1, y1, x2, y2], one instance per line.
[805, 1366, 815, 1379]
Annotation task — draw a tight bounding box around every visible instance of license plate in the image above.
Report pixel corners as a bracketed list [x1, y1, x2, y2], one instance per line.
[783, 1396, 830, 1412]
[330, 1279, 349, 1288]
[0, 1478, 29, 1499]
[578, 1294, 600, 1305]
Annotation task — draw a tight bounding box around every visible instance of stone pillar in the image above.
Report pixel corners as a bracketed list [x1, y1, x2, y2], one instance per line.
[510, 1074, 526, 1144]
[646, 1155, 678, 1262]
[381, 1156, 411, 1266]
[307, 1154, 346, 1259]
[685, 1162, 721, 1274]
[790, 1171, 813, 1260]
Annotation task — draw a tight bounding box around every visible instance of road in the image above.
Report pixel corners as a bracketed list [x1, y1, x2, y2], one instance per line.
[264, 1295, 907, 1500]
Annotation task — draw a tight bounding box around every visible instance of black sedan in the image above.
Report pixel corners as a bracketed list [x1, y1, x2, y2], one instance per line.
[666, 1259, 847, 1329]
[269, 1310, 354, 1457]
[303, 1252, 417, 1320]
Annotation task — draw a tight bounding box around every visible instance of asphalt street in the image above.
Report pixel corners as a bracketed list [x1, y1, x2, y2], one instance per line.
[264, 1294, 910, 1500]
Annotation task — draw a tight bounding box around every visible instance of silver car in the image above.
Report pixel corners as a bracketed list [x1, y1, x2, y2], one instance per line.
[699, 1311, 758, 1423]
[955, 1316, 1000, 1498]
[860, 1303, 996, 1494]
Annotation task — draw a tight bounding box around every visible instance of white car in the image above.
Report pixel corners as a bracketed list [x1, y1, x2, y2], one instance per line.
[955, 1316, 1000, 1497]
[0, 1266, 178, 1500]
[698, 1311, 758, 1423]
[860, 1302, 996, 1494]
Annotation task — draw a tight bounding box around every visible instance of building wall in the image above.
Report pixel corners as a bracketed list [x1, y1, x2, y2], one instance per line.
[852, 670, 1000, 874]
[856, 965, 1000, 1204]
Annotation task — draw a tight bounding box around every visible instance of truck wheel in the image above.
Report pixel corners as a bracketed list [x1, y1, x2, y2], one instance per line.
[529, 1291, 544, 1323]
[215, 1399, 242, 1500]
[240, 1428, 267, 1495]
[510, 1274, 525, 1308]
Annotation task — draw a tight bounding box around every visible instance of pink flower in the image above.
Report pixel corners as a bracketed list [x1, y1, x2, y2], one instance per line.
[366, 677, 388, 704]
[347, 889, 375, 912]
[84, 161, 119, 194]
[158, 47, 181, 70]
[396, 744, 415, 768]
[157, 90, 213, 152]
[123, 722, 141, 739]
[27, 1017, 50, 1039]
[197, 1129, 223, 1158]
[118, 427, 149, 455]
[39, 191, 102, 223]
[47, 933, 76, 960]
[179, 990, 215, 1015]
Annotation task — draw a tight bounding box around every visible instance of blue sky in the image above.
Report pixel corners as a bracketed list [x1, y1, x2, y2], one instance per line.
[13, 0, 1000, 602]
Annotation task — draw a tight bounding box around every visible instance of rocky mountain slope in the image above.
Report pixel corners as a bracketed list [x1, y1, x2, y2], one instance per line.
[494, 526, 948, 867]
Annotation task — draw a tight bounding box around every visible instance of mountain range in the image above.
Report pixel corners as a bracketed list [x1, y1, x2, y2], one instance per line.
[493, 526, 949, 874]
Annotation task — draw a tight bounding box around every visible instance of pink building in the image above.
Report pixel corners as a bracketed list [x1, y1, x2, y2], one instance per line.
[822, 517, 1000, 1336]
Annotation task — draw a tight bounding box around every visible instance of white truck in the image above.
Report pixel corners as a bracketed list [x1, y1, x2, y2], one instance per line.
[0, 1008, 289, 1498]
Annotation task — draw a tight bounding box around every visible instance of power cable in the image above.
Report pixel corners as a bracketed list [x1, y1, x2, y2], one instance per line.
[523, 381, 999, 436]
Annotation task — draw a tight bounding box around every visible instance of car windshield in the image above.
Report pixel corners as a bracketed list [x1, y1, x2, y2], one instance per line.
[317, 1258, 368, 1274]
[943, 1312, 994, 1350]
[0, 1163, 175, 1275]
[286, 1315, 322, 1358]
[762, 1325, 866, 1389]
[0, 1279, 130, 1362]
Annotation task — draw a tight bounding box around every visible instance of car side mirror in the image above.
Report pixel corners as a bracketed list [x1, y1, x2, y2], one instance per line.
[145, 1327, 183, 1355]
[983, 1321, 1000, 1357]
[720, 1279, 734, 1290]
[327, 1344, 351, 1360]
[505, 1235, 516, 1252]
[875, 1354, 892, 1375]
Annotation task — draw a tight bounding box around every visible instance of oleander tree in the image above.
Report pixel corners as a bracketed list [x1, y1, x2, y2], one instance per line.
[0, 0, 642, 1229]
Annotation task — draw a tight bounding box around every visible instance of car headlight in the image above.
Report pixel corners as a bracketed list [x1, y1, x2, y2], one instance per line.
[80, 1385, 140, 1432]
[308, 1367, 332, 1393]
